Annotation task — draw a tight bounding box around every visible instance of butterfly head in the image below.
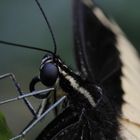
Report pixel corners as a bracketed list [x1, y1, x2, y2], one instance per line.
[29, 52, 63, 99]
[40, 54, 59, 87]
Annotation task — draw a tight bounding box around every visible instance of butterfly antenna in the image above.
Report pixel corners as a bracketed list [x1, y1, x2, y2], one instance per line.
[35, 0, 57, 54]
[0, 40, 53, 53]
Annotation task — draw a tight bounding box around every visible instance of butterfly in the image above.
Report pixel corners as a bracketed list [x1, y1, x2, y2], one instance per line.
[0, 0, 140, 140]
[36, 0, 140, 139]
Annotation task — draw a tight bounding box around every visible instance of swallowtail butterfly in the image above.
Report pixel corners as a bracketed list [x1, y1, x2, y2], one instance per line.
[0, 0, 140, 140]
[36, 0, 140, 139]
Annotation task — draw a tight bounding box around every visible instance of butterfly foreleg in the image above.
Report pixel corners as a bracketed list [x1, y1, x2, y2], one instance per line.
[0, 73, 37, 116]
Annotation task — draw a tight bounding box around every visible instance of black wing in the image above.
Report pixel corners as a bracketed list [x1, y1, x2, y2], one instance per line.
[74, 0, 140, 139]
[74, 0, 123, 119]
[36, 106, 79, 140]
[36, 105, 117, 140]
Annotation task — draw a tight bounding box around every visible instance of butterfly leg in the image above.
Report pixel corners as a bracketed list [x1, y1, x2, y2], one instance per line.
[0, 74, 53, 116]
[0, 73, 38, 116]
[0, 73, 54, 116]
[53, 89, 59, 116]
[10, 96, 66, 140]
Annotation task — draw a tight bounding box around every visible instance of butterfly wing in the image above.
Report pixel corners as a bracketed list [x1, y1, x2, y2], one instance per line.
[74, 0, 123, 121]
[37, 106, 110, 140]
[36, 106, 79, 140]
[50, 115, 93, 140]
[74, 0, 140, 139]
[74, 0, 121, 84]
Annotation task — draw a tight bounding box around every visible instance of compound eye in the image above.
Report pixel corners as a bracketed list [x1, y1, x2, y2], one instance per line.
[40, 63, 58, 87]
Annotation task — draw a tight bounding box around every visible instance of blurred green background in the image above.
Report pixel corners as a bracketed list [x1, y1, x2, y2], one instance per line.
[0, 0, 140, 139]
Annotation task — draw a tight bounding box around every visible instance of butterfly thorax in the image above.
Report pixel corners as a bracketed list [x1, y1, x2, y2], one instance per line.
[56, 57, 103, 110]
